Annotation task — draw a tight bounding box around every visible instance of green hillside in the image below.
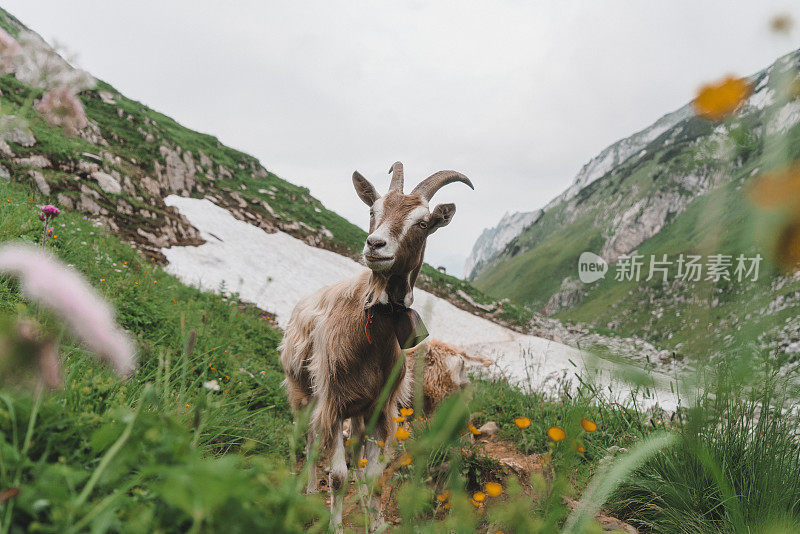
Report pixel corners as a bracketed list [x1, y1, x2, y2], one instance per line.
[474, 51, 800, 359]
[0, 8, 531, 329]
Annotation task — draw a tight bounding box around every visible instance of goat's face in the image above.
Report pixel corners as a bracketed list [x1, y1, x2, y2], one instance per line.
[353, 162, 473, 278]
[361, 191, 441, 274]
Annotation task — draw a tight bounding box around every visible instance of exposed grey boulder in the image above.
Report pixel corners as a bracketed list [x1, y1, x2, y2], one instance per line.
[544, 277, 586, 315]
[140, 175, 162, 197]
[56, 193, 73, 208]
[29, 170, 50, 195]
[16, 155, 50, 168]
[98, 90, 117, 104]
[198, 150, 213, 167]
[155, 146, 196, 193]
[456, 289, 496, 312]
[79, 121, 108, 146]
[77, 160, 101, 174]
[78, 185, 104, 215]
[477, 421, 498, 438]
[91, 171, 122, 194]
[0, 140, 13, 158]
[0, 117, 35, 147]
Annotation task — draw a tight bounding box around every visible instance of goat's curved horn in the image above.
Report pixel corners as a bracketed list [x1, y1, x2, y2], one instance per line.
[411, 170, 474, 201]
[388, 161, 404, 192]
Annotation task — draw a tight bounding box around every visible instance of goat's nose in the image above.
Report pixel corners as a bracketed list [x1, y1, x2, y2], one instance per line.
[367, 236, 386, 249]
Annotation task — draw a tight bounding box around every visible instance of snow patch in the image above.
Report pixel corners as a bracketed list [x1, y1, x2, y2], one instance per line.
[162, 196, 678, 409]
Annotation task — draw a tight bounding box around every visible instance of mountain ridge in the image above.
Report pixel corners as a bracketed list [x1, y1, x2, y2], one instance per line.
[471, 48, 800, 360]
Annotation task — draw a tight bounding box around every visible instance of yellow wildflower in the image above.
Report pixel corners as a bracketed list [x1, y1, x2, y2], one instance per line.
[693, 75, 751, 122]
[395, 427, 410, 441]
[547, 426, 566, 442]
[580, 418, 598, 432]
[485, 482, 502, 497]
[514, 417, 531, 429]
[467, 423, 481, 436]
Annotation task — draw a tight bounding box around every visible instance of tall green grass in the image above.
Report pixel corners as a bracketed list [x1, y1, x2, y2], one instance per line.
[610, 358, 800, 533]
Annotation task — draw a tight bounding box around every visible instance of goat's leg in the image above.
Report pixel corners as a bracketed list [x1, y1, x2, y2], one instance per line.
[349, 416, 366, 482]
[329, 421, 347, 533]
[362, 416, 391, 532]
[304, 429, 319, 494]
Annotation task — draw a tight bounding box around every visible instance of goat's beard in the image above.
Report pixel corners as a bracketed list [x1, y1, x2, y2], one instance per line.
[364, 257, 394, 273]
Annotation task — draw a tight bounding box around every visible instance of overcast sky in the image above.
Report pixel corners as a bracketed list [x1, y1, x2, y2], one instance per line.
[5, 1, 800, 275]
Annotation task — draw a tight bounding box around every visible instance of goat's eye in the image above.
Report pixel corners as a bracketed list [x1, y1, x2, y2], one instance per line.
[418, 221, 428, 229]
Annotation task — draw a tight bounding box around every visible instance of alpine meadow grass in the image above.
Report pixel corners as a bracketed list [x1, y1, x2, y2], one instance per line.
[4, 7, 800, 532]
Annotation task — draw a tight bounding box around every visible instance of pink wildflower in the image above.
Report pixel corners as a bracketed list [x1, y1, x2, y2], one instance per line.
[0, 244, 137, 376]
[34, 87, 88, 135]
[40, 204, 60, 216]
[39, 205, 60, 248]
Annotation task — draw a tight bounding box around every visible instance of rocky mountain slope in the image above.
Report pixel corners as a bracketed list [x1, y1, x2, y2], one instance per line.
[0, 7, 533, 330]
[472, 49, 800, 361]
[465, 106, 693, 283]
[464, 209, 541, 279]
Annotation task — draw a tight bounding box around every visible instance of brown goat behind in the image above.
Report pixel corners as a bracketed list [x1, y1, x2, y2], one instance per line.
[403, 339, 493, 413]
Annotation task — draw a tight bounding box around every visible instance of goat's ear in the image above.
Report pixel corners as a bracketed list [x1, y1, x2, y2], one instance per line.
[353, 171, 379, 206]
[428, 203, 456, 233]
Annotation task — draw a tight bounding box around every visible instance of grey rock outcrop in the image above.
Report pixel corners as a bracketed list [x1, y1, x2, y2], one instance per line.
[155, 146, 197, 193]
[92, 171, 123, 195]
[29, 170, 50, 195]
[465, 210, 542, 279]
[543, 277, 586, 315]
[0, 116, 35, 147]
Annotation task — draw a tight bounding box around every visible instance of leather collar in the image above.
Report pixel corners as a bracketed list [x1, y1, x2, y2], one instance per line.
[364, 299, 428, 349]
[366, 301, 408, 316]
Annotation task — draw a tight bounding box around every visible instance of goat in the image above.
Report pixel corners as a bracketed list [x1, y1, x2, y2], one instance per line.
[403, 339, 493, 413]
[279, 162, 473, 531]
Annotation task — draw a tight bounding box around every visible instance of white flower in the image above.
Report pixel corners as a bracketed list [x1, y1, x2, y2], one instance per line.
[14, 31, 95, 93]
[203, 379, 220, 391]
